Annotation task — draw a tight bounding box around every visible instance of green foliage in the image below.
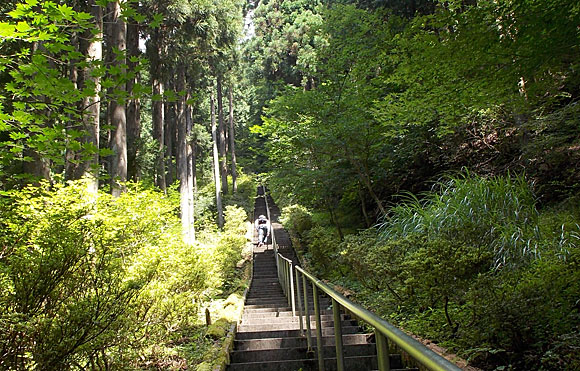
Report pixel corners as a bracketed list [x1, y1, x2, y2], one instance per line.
[302, 174, 580, 369]
[279, 204, 313, 238]
[0, 180, 251, 369]
[460, 253, 580, 369]
[224, 172, 258, 215]
[0, 181, 181, 368]
[304, 225, 340, 274]
[378, 173, 572, 269]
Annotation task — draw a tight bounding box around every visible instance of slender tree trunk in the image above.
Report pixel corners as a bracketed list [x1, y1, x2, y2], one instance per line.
[22, 42, 52, 184]
[110, 0, 127, 197]
[82, 0, 102, 193]
[191, 117, 198, 193]
[65, 1, 102, 192]
[176, 64, 193, 244]
[217, 76, 228, 195]
[358, 183, 371, 227]
[211, 93, 224, 228]
[164, 98, 174, 186]
[228, 87, 238, 193]
[344, 149, 386, 215]
[186, 97, 195, 241]
[329, 207, 344, 240]
[126, 21, 141, 181]
[150, 30, 166, 192]
[65, 32, 80, 180]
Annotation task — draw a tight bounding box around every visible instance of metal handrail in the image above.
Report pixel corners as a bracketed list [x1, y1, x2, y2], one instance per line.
[296, 266, 462, 371]
[262, 186, 461, 371]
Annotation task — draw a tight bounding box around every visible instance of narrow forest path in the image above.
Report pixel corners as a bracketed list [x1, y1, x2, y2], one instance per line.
[227, 188, 418, 370]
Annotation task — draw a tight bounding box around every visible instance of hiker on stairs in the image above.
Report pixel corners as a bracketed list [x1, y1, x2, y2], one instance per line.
[254, 214, 270, 247]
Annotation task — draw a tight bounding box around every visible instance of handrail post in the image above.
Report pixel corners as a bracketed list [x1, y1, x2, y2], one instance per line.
[376, 329, 391, 371]
[313, 283, 325, 371]
[303, 273, 312, 351]
[286, 261, 291, 308]
[282, 258, 288, 296]
[332, 298, 345, 371]
[289, 261, 296, 316]
[296, 270, 304, 335]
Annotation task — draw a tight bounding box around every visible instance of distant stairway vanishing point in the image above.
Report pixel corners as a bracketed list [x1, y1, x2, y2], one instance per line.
[227, 187, 419, 371]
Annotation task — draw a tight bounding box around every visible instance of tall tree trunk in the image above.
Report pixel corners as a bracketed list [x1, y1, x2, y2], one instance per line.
[329, 207, 344, 240]
[211, 93, 224, 228]
[22, 150, 51, 183]
[228, 87, 238, 193]
[65, 1, 102, 193]
[176, 64, 193, 243]
[217, 76, 228, 195]
[126, 21, 141, 181]
[110, 0, 127, 197]
[191, 113, 198, 193]
[358, 183, 371, 227]
[23, 42, 52, 184]
[344, 148, 386, 216]
[164, 98, 174, 186]
[65, 32, 80, 181]
[82, 0, 102, 193]
[186, 96, 195, 241]
[150, 30, 166, 192]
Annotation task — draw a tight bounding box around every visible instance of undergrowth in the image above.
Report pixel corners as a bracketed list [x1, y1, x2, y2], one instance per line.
[276, 173, 580, 370]
[0, 176, 255, 370]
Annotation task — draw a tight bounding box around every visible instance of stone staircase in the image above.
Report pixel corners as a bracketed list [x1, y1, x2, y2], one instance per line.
[227, 189, 418, 370]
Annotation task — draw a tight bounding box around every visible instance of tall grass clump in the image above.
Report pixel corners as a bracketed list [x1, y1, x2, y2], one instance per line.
[379, 173, 574, 268]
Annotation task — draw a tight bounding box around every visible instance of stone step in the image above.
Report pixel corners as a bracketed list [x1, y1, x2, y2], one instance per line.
[234, 333, 374, 351]
[244, 300, 331, 310]
[241, 313, 349, 324]
[238, 319, 356, 333]
[227, 355, 379, 371]
[235, 326, 361, 340]
[231, 343, 377, 363]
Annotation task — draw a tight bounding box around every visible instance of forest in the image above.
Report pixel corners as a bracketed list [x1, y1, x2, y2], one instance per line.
[0, 0, 579, 370]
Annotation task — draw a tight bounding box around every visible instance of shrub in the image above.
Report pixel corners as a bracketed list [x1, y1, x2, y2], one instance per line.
[224, 173, 258, 215]
[0, 180, 249, 370]
[378, 173, 569, 269]
[0, 181, 193, 369]
[462, 252, 580, 369]
[279, 204, 313, 238]
[304, 226, 341, 274]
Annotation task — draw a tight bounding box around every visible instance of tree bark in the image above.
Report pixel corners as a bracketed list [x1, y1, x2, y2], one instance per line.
[211, 93, 224, 228]
[358, 183, 371, 227]
[344, 148, 386, 216]
[217, 76, 228, 195]
[150, 29, 166, 192]
[82, 0, 102, 193]
[164, 98, 174, 186]
[176, 64, 193, 244]
[186, 97, 195, 241]
[228, 87, 238, 193]
[329, 207, 344, 241]
[191, 112, 198, 193]
[110, 0, 127, 197]
[126, 21, 141, 181]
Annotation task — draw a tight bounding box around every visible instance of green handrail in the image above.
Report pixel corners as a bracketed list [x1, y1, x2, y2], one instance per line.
[296, 266, 463, 371]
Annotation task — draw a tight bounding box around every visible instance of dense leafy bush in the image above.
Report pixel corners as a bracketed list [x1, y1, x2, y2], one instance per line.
[304, 226, 341, 275]
[378, 173, 577, 269]
[279, 204, 314, 255]
[0, 180, 251, 370]
[279, 204, 313, 238]
[224, 173, 259, 215]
